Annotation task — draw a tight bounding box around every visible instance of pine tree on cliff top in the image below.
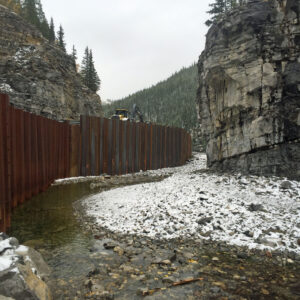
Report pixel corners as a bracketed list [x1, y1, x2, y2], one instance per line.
[71, 45, 78, 70]
[21, 0, 51, 40]
[71, 45, 77, 61]
[205, 0, 248, 26]
[35, 0, 50, 38]
[88, 50, 101, 92]
[80, 47, 101, 92]
[22, 0, 40, 27]
[80, 47, 89, 86]
[49, 17, 55, 43]
[57, 25, 66, 52]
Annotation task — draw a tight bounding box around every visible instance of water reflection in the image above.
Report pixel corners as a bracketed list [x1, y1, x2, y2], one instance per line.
[9, 183, 97, 291]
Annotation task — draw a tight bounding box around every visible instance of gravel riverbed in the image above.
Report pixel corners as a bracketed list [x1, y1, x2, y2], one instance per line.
[65, 153, 300, 300]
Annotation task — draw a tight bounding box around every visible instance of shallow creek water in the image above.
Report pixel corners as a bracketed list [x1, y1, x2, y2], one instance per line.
[9, 182, 98, 298]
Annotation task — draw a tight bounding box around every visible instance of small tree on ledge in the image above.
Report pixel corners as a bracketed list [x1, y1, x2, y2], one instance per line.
[57, 24, 66, 52]
[205, 0, 248, 26]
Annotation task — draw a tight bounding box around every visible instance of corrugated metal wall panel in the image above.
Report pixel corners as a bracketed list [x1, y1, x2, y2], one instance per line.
[0, 94, 192, 232]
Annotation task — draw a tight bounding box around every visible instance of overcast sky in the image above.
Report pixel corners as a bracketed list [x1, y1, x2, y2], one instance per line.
[42, 0, 211, 101]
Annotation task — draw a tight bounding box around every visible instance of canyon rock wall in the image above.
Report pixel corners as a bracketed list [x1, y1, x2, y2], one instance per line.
[197, 0, 300, 179]
[0, 5, 101, 121]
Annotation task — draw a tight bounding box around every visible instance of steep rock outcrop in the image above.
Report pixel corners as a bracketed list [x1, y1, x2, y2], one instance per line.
[0, 5, 101, 120]
[197, 0, 300, 179]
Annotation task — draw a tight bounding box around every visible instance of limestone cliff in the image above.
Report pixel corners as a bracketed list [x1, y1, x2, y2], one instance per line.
[197, 0, 300, 179]
[0, 5, 101, 120]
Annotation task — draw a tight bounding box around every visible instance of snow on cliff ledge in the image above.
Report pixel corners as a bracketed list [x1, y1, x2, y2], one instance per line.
[84, 153, 300, 254]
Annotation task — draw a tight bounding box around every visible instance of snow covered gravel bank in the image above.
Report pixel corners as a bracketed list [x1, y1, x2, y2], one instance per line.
[84, 153, 300, 254]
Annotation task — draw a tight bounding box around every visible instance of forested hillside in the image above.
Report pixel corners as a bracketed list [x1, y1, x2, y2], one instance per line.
[103, 64, 198, 131]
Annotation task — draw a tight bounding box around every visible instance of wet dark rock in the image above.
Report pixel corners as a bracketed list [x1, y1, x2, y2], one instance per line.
[244, 231, 254, 238]
[213, 225, 223, 231]
[197, 217, 212, 225]
[87, 268, 101, 277]
[0, 271, 28, 299]
[248, 203, 264, 212]
[84, 279, 92, 289]
[237, 253, 249, 259]
[280, 181, 293, 190]
[103, 242, 118, 250]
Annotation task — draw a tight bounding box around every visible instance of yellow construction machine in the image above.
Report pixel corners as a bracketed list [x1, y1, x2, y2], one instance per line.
[111, 104, 143, 122]
[111, 109, 129, 121]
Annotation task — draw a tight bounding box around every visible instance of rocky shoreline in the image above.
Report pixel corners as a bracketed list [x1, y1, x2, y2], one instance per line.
[54, 154, 300, 299]
[70, 168, 300, 299]
[69, 212, 300, 300]
[0, 233, 52, 300]
[4, 155, 299, 299]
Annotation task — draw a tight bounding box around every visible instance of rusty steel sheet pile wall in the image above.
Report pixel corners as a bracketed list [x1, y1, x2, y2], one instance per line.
[0, 94, 192, 232]
[75, 116, 192, 177]
[0, 94, 71, 232]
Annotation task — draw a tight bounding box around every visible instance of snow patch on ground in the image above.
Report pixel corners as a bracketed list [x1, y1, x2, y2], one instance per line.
[0, 83, 14, 93]
[13, 46, 36, 64]
[84, 153, 300, 254]
[0, 236, 28, 272]
[54, 176, 101, 185]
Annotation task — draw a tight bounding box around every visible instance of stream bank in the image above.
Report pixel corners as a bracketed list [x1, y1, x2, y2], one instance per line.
[7, 154, 300, 299]
[8, 173, 167, 300]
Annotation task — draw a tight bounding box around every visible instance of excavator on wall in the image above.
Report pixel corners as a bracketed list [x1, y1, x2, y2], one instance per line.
[111, 108, 130, 121]
[111, 104, 144, 122]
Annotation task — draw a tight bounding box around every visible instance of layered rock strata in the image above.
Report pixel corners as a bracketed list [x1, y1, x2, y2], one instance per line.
[197, 0, 300, 179]
[0, 5, 101, 120]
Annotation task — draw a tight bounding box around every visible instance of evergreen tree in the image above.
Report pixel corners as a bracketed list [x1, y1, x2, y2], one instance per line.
[57, 25, 66, 52]
[22, 0, 40, 27]
[40, 18, 50, 39]
[35, 0, 45, 22]
[49, 17, 55, 43]
[88, 50, 100, 92]
[80, 47, 101, 92]
[71, 45, 77, 61]
[35, 0, 50, 38]
[80, 46, 89, 86]
[205, 0, 248, 26]
[20, 0, 52, 39]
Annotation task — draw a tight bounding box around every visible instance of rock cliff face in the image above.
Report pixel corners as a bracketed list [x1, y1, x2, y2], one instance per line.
[197, 0, 300, 179]
[0, 5, 101, 120]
